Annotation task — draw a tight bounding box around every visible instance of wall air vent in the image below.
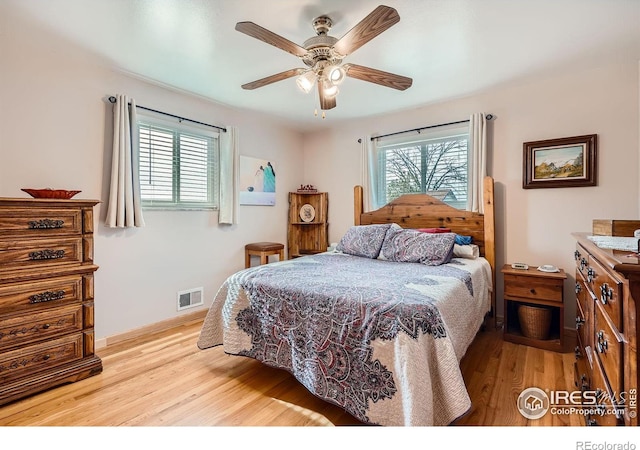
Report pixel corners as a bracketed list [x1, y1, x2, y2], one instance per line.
[177, 287, 204, 311]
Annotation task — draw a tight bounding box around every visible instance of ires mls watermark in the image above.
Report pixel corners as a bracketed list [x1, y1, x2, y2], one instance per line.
[517, 387, 637, 420]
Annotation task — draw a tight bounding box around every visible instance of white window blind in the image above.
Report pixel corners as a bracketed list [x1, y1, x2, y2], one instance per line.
[376, 125, 469, 209]
[138, 117, 219, 210]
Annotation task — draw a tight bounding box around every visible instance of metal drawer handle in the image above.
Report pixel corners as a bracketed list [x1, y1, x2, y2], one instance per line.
[574, 346, 582, 359]
[42, 323, 51, 329]
[580, 374, 589, 391]
[28, 249, 65, 260]
[587, 418, 599, 426]
[575, 282, 582, 294]
[42, 354, 51, 361]
[600, 283, 613, 305]
[574, 250, 581, 260]
[596, 330, 608, 354]
[587, 267, 595, 282]
[576, 316, 585, 329]
[29, 290, 65, 304]
[28, 219, 64, 229]
[580, 258, 588, 270]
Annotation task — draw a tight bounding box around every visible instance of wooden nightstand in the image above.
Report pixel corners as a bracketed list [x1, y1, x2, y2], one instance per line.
[501, 264, 567, 352]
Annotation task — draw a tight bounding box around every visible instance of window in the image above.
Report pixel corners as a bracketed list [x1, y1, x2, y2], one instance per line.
[375, 125, 469, 209]
[137, 115, 219, 210]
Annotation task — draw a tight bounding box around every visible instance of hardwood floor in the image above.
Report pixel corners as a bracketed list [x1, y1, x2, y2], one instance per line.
[0, 317, 581, 427]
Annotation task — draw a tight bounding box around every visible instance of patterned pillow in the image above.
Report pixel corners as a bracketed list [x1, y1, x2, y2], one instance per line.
[380, 224, 456, 265]
[336, 224, 392, 259]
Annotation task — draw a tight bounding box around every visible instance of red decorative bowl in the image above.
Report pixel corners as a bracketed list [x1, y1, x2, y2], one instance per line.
[21, 188, 81, 199]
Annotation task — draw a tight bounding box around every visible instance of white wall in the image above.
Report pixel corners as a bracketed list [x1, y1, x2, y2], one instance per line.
[303, 61, 640, 327]
[2, 4, 638, 337]
[0, 8, 304, 340]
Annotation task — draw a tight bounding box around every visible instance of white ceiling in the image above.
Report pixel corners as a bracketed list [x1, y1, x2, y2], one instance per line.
[5, 0, 640, 131]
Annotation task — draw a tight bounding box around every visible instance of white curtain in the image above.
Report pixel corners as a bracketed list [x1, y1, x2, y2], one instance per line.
[467, 113, 487, 213]
[360, 136, 381, 212]
[105, 94, 145, 228]
[218, 126, 239, 225]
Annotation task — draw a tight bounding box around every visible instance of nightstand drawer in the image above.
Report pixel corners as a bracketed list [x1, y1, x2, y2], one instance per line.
[504, 274, 564, 303]
[0, 333, 83, 383]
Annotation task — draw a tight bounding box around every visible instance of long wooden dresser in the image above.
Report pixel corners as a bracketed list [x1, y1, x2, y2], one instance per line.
[0, 198, 102, 405]
[573, 232, 638, 426]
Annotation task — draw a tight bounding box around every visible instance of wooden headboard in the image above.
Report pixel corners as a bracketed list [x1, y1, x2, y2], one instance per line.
[353, 176, 496, 326]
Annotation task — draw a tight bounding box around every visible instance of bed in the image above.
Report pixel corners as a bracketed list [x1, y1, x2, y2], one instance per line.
[197, 176, 496, 426]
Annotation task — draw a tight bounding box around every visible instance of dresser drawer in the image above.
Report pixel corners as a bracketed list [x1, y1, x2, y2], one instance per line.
[0, 237, 84, 273]
[0, 333, 83, 383]
[575, 274, 592, 331]
[587, 256, 622, 331]
[0, 304, 83, 351]
[576, 297, 588, 351]
[589, 356, 623, 426]
[574, 334, 591, 392]
[594, 301, 623, 395]
[0, 207, 83, 238]
[503, 274, 564, 303]
[0, 275, 84, 311]
[575, 243, 589, 277]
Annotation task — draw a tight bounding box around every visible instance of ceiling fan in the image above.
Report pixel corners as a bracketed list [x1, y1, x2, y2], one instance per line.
[235, 5, 413, 112]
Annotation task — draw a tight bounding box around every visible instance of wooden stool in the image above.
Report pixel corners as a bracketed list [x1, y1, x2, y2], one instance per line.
[245, 242, 285, 268]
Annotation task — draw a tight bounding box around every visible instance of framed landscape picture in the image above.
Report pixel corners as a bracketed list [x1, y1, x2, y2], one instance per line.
[522, 134, 597, 189]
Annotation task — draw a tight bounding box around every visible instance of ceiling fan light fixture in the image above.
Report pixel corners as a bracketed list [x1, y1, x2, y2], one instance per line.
[326, 65, 346, 85]
[236, 5, 412, 113]
[296, 71, 316, 93]
[323, 83, 339, 98]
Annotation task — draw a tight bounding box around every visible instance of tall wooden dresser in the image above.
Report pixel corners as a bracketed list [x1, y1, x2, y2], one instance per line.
[0, 198, 102, 405]
[573, 232, 638, 426]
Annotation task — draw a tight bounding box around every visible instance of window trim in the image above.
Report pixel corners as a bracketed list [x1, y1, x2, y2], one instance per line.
[136, 112, 220, 211]
[374, 123, 470, 210]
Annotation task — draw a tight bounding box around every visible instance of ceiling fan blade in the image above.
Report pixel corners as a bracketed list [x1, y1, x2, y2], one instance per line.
[318, 78, 337, 110]
[332, 5, 400, 57]
[343, 64, 412, 90]
[235, 22, 308, 58]
[241, 68, 305, 90]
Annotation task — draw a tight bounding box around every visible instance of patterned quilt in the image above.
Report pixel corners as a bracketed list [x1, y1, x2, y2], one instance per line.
[197, 252, 492, 426]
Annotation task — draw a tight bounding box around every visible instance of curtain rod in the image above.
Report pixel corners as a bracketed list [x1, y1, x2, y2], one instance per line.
[362, 113, 494, 142]
[108, 96, 227, 132]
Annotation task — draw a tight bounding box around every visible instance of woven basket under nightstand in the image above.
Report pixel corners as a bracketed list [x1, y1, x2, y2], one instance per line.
[517, 304, 552, 340]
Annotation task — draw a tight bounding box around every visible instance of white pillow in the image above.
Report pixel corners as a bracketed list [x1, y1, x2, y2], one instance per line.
[453, 243, 479, 259]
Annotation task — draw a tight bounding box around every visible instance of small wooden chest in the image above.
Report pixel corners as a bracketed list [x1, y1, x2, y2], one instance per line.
[592, 219, 640, 237]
